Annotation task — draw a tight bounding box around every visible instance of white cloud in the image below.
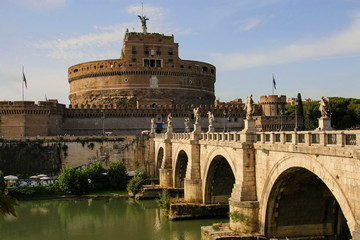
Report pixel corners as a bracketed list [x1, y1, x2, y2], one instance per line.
[12, 0, 66, 11]
[126, 4, 165, 21]
[213, 14, 360, 71]
[237, 18, 260, 32]
[32, 4, 191, 61]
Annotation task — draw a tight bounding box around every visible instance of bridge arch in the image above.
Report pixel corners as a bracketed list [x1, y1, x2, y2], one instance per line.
[155, 146, 164, 178]
[173, 150, 188, 188]
[259, 154, 355, 238]
[203, 148, 236, 204]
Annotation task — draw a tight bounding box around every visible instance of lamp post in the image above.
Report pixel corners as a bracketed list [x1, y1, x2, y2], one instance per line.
[223, 110, 226, 132]
[101, 110, 105, 135]
[227, 109, 232, 132]
[280, 109, 283, 131]
[294, 98, 298, 131]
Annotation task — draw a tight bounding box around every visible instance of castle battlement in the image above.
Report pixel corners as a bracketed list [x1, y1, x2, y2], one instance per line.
[260, 95, 287, 104]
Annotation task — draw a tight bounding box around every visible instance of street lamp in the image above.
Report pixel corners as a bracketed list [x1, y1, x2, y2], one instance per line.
[294, 98, 298, 131]
[227, 109, 232, 132]
[280, 109, 283, 131]
[101, 110, 105, 135]
[223, 110, 226, 132]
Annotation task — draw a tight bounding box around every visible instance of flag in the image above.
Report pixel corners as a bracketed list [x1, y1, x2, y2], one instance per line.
[23, 71, 27, 88]
[272, 74, 276, 90]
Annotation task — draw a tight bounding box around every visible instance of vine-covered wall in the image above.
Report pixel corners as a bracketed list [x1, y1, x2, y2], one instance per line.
[0, 136, 151, 178]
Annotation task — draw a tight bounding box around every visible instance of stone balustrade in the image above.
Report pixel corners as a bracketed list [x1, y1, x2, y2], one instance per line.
[255, 130, 360, 147]
[153, 129, 360, 148]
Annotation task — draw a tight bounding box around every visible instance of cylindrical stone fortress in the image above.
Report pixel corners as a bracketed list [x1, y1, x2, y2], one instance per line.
[68, 32, 216, 107]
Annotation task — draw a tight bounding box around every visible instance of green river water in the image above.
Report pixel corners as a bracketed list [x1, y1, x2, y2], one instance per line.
[0, 198, 227, 240]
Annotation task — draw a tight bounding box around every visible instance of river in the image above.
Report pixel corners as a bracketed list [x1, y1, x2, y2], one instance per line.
[0, 198, 227, 240]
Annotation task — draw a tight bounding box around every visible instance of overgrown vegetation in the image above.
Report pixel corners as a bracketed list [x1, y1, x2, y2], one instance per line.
[0, 170, 6, 191]
[229, 210, 249, 225]
[57, 162, 106, 194]
[156, 189, 170, 213]
[108, 161, 128, 190]
[0, 190, 18, 216]
[126, 169, 147, 196]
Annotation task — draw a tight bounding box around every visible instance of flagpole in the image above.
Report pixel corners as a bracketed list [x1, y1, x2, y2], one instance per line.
[272, 73, 274, 95]
[22, 66, 24, 101]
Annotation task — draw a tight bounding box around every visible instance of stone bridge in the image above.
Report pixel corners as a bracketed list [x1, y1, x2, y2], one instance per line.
[149, 122, 360, 239]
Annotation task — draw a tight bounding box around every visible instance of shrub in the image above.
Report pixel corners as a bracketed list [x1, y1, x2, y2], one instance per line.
[0, 170, 6, 191]
[83, 161, 105, 190]
[229, 210, 249, 225]
[156, 189, 170, 213]
[108, 161, 128, 190]
[127, 176, 145, 196]
[57, 167, 88, 194]
[134, 169, 147, 179]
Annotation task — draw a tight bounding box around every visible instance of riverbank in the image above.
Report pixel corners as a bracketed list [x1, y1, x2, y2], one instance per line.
[9, 188, 129, 201]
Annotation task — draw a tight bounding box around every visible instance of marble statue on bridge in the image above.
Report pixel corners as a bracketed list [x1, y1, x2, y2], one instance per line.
[319, 96, 330, 118]
[244, 94, 255, 120]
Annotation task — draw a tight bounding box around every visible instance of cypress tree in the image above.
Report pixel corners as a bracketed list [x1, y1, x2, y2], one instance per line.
[297, 93, 304, 130]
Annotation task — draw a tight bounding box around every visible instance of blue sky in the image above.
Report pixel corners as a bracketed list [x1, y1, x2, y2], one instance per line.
[1, 0, 360, 105]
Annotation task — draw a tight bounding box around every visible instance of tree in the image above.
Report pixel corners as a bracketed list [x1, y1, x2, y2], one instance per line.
[297, 93, 304, 130]
[108, 161, 128, 190]
[0, 170, 6, 191]
[0, 190, 18, 216]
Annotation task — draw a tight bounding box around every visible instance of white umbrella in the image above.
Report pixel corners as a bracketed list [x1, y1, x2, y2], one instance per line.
[40, 177, 51, 180]
[4, 175, 18, 180]
[30, 175, 39, 179]
[37, 174, 47, 178]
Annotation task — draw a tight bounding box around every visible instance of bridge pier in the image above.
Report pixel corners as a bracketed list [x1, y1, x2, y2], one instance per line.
[159, 135, 173, 187]
[184, 133, 203, 202]
[229, 199, 259, 233]
[184, 178, 202, 203]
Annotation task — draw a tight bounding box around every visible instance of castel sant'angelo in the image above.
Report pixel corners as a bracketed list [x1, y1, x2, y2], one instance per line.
[0, 17, 301, 137]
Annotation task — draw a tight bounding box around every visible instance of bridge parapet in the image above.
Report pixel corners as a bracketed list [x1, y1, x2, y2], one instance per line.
[172, 133, 192, 140]
[201, 132, 241, 142]
[255, 130, 360, 147]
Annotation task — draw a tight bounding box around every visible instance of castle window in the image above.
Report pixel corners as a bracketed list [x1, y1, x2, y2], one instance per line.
[202, 66, 208, 72]
[144, 47, 149, 55]
[157, 47, 161, 55]
[180, 65, 184, 69]
[73, 69, 78, 73]
[211, 69, 214, 74]
[132, 46, 136, 54]
[168, 48, 173, 55]
[124, 78, 128, 82]
[119, 63, 123, 67]
[195, 65, 199, 71]
[100, 65, 104, 69]
[169, 55, 173, 62]
[132, 55, 136, 61]
[188, 66, 192, 69]
[143, 59, 162, 68]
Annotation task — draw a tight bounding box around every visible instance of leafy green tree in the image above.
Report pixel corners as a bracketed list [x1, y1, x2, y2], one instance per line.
[0, 170, 6, 191]
[127, 176, 145, 196]
[303, 101, 320, 130]
[57, 167, 79, 194]
[297, 93, 304, 130]
[108, 161, 128, 190]
[134, 169, 147, 179]
[83, 161, 105, 190]
[0, 190, 18, 216]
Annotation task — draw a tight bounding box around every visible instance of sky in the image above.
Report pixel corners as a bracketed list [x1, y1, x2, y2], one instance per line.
[1, 0, 360, 106]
